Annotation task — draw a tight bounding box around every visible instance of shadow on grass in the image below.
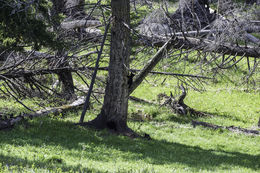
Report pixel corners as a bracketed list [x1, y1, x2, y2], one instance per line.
[0, 117, 259, 172]
[156, 113, 204, 124]
[164, 110, 250, 125]
[0, 154, 105, 173]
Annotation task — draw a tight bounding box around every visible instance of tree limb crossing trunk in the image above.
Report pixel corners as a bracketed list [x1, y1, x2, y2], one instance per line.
[85, 0, 136, 136]
[129, 37, 174, 95]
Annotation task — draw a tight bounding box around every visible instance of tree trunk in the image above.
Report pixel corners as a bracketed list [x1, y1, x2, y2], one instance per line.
[86, 0, 135, 135]
[51, 0, 75, 100]
[57, 69, 75, 100]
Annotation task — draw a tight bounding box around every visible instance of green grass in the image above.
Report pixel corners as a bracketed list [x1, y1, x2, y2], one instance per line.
[0, 112, 260, 173]
[0, 72, 260, 172]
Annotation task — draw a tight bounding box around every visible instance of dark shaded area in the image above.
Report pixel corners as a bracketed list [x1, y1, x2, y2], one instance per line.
[0, 154, 105, 173]
[169, 0, 216, 31]
[0, 118, 259, 172]
[127, 72, 135, 88]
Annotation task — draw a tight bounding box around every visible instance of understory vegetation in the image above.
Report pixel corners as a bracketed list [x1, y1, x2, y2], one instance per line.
[0, 58, 259, 172]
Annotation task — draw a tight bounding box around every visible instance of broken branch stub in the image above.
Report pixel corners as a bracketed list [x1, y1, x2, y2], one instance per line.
[158, 85, 188, 115]
[158, 86, 213, 117]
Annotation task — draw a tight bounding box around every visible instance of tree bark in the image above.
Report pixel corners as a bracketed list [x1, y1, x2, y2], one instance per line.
[85, 0, 136, 135]
[138, 35, 260, 58]
[100, 0, 130, 131]
[60, 20, 101, 30]
[57, 68, 75, 100]
[51, 0, 75, 100]
[129, 37, 173, 94]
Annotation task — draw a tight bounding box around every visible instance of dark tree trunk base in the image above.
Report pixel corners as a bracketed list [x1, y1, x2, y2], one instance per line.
[76, 113, 151, 139]
[57, 70, 75, 100]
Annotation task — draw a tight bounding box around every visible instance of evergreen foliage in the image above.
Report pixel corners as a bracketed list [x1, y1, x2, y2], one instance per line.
[0, 0, 56, 50]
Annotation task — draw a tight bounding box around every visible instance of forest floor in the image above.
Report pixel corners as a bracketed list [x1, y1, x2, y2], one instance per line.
[0, 63, 259, 172]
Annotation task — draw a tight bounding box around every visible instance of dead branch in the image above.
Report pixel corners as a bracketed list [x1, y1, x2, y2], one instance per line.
[250, 20, 260, 25]
[0, 96, 85, 130]
[244, 26, 260, 33]
[129, 96, 156, 105]
[0, 65, 212, 81]
[245, 33, 260, 46]
[178, 84, 186, 105]
[158, 87, 213, 117]
[139, 35, 260, 58]
[130, 69, 213, 79]
[79, 20, 110, 123]
[192, 120, 260, 135]
[173, 28, 260, 37]
[171, 30, 260, 46]
[61, 20, 101, 30]
[129, 37, 175, 94]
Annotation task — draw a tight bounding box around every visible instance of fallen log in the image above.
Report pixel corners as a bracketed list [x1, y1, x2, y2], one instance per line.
[61, 20, 101, 30]
[0, 96, 85, 130]
[139, 35, 260, 58]
[171, 28, 260, 37]
[172, 30, 260, 46]
[129, 96, 156, 105]
[75, 82, 156, 106]
[245, 33, 260, 46]
[250, 20, 260, 25]
[192, 120, 259, 135]
[245, 26, 260, 33]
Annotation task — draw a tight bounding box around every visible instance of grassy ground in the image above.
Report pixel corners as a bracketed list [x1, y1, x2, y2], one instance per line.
[0, 73, 259, 172]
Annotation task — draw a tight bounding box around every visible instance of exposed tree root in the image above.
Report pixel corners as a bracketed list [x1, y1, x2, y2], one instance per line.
[76, 113, 151, 140]
[192, 120, 260, 135]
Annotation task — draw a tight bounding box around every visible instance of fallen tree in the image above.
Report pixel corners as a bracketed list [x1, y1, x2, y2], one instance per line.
[192, 120, 260, 135]
[60, 20, 101, 30]
[0, 96, 85, 130]
[138, 35, 260, 58]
